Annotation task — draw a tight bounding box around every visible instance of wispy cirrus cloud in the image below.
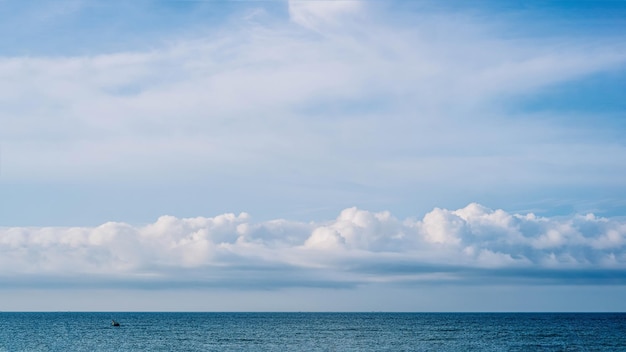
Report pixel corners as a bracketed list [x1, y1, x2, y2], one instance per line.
[1, 0, 625, 224]
[1, 3, 624, 179]
[287, 0, 362, 31]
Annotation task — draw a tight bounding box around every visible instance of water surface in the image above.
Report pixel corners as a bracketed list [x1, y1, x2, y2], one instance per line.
[1, 312, 625, 351]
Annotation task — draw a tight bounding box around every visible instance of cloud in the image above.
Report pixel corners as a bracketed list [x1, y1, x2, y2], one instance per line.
[1, 2, 624, 186]
[1, 204, 624, 289]
[1, 1, 626, 227]
[287, 0, 362, 31]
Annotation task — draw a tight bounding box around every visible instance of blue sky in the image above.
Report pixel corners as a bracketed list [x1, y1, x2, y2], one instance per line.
[0, 0, 625, 311]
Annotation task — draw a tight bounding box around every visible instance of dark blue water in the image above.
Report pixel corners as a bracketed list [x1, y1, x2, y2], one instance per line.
[0, 313, 625, 351]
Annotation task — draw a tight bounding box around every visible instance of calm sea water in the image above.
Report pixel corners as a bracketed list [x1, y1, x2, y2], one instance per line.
[0, 313, 625, 351]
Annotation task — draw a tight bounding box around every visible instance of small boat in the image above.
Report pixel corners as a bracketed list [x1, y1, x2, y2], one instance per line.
[111, 320, 120, 327]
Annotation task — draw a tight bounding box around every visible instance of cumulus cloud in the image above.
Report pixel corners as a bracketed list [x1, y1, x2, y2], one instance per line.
[1, 204, 624, 288]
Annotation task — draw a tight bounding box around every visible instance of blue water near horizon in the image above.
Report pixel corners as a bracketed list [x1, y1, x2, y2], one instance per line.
[1, 312, 625, 351]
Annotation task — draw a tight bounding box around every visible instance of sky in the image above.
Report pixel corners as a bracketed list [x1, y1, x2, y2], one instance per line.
[0, 0, 625, 311]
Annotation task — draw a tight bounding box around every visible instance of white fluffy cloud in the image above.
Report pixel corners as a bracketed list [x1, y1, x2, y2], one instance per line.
[1, 204, 624, 288]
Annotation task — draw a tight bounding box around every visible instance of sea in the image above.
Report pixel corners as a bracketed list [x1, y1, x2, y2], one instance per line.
[0, 313, 625, 351]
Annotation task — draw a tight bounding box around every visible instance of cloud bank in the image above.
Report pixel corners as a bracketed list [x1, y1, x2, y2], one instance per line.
[2, 204, 624, 289]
